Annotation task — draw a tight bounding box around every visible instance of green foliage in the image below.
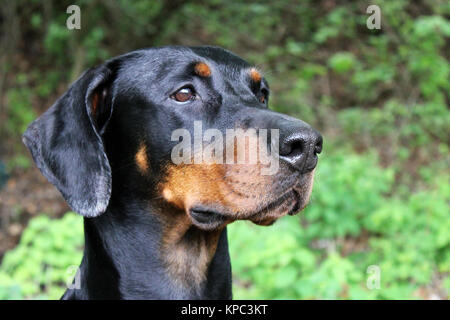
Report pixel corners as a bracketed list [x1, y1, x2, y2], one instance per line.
[0, 213, 83, 299]
[5, 76, 36, 137]
[305, 151, 394, 239]
[328, 52, 357, 74]
[229, 151, 449, 299]
[338, 99, 449, 187]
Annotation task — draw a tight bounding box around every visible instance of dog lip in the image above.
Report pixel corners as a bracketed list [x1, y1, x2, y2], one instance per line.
[188, 177, 307, 226]
[288, 189, 301, 215]
[248, 181, 303, 218]
[189, 207, 227, 226]
[249, 191, 293, 218]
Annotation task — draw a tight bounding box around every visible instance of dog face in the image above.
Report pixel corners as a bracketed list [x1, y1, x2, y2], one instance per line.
[23, 46, 322, 230]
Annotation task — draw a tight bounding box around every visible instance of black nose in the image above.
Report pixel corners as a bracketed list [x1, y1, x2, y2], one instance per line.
[279, 125, 323, 173]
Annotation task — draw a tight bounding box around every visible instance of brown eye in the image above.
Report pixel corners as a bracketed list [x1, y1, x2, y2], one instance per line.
[259, 88, 269, 104]
[171, 87, 195, 103]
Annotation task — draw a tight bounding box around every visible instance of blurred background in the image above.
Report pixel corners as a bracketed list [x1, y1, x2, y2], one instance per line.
[0, 0, 449, 299]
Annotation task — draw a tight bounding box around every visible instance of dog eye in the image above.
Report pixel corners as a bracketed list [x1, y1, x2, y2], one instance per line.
[259, 88, 269, 104]
[259, 95, 266, 103]
[171, 87, 196, 103]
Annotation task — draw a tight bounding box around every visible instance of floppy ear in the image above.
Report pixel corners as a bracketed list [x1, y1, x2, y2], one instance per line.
[22, 64, 116, 217]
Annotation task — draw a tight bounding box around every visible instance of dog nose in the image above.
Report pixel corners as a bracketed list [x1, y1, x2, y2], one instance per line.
[279, 125, 323, 173]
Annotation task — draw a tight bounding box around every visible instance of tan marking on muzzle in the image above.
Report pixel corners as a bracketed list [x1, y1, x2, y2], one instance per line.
[160, 129, 276, 217]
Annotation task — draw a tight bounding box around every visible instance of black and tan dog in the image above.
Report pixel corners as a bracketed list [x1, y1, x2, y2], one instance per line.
[23, 46, 322, 299]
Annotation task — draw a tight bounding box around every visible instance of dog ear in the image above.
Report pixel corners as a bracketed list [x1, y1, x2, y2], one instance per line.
[22, 63, 117, 217]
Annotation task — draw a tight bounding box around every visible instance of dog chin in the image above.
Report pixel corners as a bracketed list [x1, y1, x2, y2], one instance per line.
[249, 178, 315, 226]
[248, 193, 305, 226]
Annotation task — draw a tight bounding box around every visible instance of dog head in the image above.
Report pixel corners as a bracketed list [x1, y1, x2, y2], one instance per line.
[23, 46, 322, 230]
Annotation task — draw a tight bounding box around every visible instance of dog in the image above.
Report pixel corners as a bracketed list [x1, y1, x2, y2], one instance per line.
[23, 46, 322, 299]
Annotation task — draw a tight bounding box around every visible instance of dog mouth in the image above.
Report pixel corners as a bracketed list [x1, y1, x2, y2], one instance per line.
[189, 186, 304, 230]
[189, 207, 230, 231]
[183, 168, 316, 230]
[247, 188, 303, 226]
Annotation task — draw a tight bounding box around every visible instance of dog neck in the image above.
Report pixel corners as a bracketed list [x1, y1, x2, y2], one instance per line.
[158, 209, 224, 293]
[63, 200, 232, 299]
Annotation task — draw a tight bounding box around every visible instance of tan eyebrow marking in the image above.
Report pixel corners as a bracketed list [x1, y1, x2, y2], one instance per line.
[135, 144, 149, 173]
[249, 68, 262, 83]
[194, 62, 211, 77]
